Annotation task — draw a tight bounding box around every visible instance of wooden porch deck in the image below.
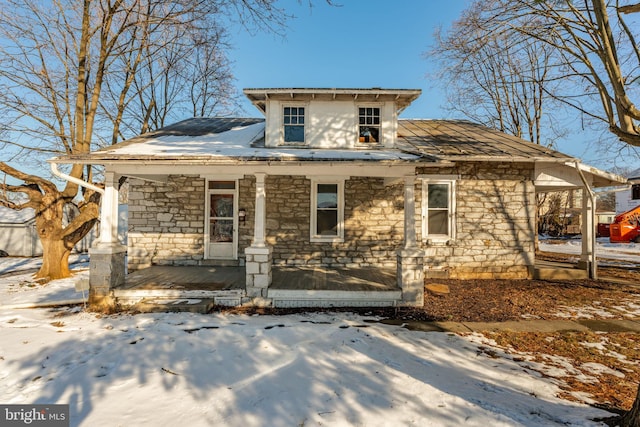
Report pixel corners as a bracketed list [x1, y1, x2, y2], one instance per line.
[117, 265, 399, 293]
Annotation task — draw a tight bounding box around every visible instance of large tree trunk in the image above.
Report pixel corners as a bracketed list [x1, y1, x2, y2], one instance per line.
[619, 384, 640, 427]
[36, 238, 72, 281]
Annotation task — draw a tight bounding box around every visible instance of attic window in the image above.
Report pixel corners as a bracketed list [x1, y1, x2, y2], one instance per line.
[283, 106, 305, 143]
[358, 107, 380, 143]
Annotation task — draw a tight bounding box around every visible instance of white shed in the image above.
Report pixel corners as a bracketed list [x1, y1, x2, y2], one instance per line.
[0, 206, 43, 257]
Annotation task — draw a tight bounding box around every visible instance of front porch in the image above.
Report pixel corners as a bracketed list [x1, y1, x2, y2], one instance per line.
[112, 265, 402, 310]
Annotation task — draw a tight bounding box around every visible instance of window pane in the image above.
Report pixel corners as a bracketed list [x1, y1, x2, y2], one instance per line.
[291, 116, 297, 124]
[428, 184, 448, 208]
[359, 108, 365, 115]
[210, 219, 233, 242]
[367, 108, 373, 115]
[359, 126, 379, 143]
[299, 116, 304, 124]
[208, 181, 235, 190]
[317, 210, 338, 235]
[211, 194, 233, 217]
[428, 210, 448, 235]
[284, 125, 304, 142]
[373, 108, 380, 115]
[633, 184, 640, 200]
[298, 107, 304, 115]
[284, 107, 290, 115]
[317, 184, 338, 208]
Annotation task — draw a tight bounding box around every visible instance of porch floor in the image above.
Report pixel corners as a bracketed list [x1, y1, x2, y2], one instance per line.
[118, 265, 399, 292]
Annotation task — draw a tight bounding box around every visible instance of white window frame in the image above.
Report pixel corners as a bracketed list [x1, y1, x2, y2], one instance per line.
[421, 178, 456, 242]
[309, 177, 346, 243]
[282, 104, 307, 145]
[356, 104, 382, 146]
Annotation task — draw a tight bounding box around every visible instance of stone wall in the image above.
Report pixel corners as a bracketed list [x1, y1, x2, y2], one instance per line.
[259, 176, 404, 268]
[417, 163, 536, 279]
[126, 164, 536, 279]
[127, 176, 205, 270]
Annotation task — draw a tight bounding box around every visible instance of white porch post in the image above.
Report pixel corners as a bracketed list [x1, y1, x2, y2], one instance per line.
[252, 172, 267, 247]
[579, 187, 597, 278]
[99, 171, 120, 246]
[245, 172, 273, 298]
[89, 171, 126, 307]
[397, 176, 424, 306]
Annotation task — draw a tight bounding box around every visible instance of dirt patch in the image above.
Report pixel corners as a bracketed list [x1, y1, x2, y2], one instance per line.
[483, 331, 640, 412]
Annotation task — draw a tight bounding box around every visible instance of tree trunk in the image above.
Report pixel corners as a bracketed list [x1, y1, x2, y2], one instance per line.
[36, 237, 72, 281]
[619, 384, 640, 427]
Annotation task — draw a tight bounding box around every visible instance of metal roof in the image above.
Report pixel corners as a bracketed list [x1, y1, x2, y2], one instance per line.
[397, 119, 572, 162]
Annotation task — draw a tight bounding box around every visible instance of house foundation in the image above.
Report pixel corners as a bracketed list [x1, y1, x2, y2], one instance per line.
[88, 244, 126, 309]
[397, 249, 425, 306]
[245, 245, 273, 297]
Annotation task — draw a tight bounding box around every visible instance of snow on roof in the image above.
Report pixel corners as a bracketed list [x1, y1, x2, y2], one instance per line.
[0, 206, 35, 224]
[98, 122, 420, 162]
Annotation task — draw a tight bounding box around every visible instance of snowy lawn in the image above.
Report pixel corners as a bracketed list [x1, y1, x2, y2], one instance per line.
[0, 240, 636, 427]
[0, 308, 614, 427]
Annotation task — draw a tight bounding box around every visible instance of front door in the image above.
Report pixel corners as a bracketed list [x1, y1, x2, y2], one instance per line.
[207, 181, 238, 259]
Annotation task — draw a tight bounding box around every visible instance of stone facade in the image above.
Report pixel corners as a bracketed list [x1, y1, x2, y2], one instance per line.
[262, 176, 404, 268]
[126, 164, 535, 280]
[418, 163, 536, 279]
[127, 175, 206, 270]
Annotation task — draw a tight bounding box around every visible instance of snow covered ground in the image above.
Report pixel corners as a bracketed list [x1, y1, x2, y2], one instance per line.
[0, 239, 636, 426]
[539, 237, 640, 265]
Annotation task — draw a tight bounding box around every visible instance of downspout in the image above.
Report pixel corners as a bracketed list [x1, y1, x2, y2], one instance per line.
[50, 161, 104, 195]
[574, 162, 597, 280]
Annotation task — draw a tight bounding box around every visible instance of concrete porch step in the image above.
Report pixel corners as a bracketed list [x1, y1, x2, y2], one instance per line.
[533, 266, 589, 280]
[267, 289, 402, 308]
[114, 289, 244, 310]
[128, 297, 216, 314]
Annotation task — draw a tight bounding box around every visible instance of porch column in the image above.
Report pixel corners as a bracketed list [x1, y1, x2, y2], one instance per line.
[397, 176, 424, 306]
[89, 171, 126, 309]
[245, 173, 272, 298]
[579, 187, 597, 278]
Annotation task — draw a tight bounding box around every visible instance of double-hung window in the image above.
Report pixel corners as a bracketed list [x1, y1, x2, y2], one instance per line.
[283, 106, 305, 144]
[310, 179, 345, 242]
[422, 179, 456, 241]
[358, 107, 381, 144]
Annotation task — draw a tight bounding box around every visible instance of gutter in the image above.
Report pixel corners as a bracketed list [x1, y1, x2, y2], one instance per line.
[49, 160, 104, 195]
[574, 161, 597, 280]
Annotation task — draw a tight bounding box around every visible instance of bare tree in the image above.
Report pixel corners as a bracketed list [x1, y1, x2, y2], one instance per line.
[429, 1, 564, 146]
[0, 0, 294, 281]
[461, 0, 640, 149]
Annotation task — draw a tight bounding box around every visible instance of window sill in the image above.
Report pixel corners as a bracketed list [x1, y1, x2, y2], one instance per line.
[310, 236, 344, 244]
[278, 142, 307, 147]
[355, 143, 383, 149]
[424, 237, 454, 246]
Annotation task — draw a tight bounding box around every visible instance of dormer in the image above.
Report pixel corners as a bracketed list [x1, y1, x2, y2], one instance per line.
[243, 88, 421, 149]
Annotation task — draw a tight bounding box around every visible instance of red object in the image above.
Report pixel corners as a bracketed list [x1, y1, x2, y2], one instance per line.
[597, 223, 611, 237]
[609, 205, 640, 243]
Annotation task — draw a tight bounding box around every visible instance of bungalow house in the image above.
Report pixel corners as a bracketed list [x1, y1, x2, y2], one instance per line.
[49, 88, 626, 309]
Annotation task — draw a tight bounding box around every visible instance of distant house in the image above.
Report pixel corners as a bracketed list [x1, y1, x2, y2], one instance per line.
[0, 204, 123, 257]
[50, 88, 626, 308]
[616, 168, 640, 214]
[0, 206, 42, 257]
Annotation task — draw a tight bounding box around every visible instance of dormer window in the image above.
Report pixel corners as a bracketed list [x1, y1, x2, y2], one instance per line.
[283, 106, 305, 143]
[358, 107, 381, 144]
